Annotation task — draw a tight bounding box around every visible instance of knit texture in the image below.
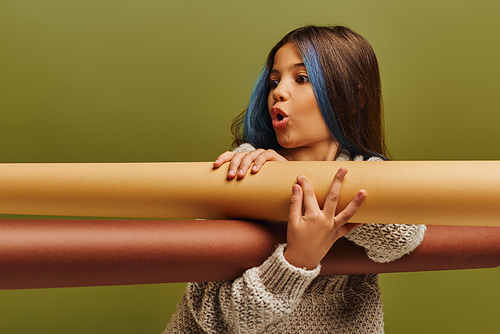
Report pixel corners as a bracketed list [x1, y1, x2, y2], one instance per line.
[164, 145, 426, 334]
[335, 151, 427, 263]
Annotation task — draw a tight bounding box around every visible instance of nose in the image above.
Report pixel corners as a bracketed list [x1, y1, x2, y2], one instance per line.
[272, 81, 289, 102]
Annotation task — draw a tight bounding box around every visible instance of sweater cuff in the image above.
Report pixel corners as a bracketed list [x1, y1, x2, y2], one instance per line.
[345, 223, 427, 263]
[232, 143, 256, 153]
[253, 244, 320, 300]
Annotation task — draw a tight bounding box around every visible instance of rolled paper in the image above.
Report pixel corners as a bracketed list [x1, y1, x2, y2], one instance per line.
[1, 219, 499, 290]
[0, 161, 499, 225]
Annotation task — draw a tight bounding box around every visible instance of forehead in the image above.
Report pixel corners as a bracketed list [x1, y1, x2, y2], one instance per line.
[272, 43, 304, 68]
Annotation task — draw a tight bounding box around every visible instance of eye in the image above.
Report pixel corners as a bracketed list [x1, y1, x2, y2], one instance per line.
[296, 75, 310, 84]
[269, 79, 279, 89]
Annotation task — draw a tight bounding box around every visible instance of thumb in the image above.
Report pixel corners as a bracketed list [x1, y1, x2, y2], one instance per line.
[288, 184, 303, 224]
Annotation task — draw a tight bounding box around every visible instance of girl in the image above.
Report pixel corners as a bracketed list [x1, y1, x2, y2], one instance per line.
[165, 25, 425, 334]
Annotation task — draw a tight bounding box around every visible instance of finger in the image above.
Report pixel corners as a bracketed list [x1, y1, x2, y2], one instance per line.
[236, 149, 265, 179]
[334, 190, 367, 226]
[250, 150, 281, 173]
[288, 184, 303, 224]
[296, 175, 320, 212]
[213, 151, 235, 168]
[322, 167, 348, 218]
[250, 151, 272, 174]
[226, 153, 247, 179]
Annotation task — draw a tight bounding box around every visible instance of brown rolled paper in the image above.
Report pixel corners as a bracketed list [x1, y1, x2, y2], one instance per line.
[1, 219, 499, 290]
[0, 161, 499, 225]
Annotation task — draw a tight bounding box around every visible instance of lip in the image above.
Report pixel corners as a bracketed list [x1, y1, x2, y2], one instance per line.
[270, 107, 289, 130]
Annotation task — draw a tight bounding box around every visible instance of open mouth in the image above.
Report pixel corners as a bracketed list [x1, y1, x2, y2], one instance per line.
[271, 107, 289, 130]
[271, 107, 287, 120]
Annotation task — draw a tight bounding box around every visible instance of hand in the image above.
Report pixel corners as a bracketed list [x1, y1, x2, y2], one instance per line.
[284, 168, 366, 270]
[213, 149, 287, 179]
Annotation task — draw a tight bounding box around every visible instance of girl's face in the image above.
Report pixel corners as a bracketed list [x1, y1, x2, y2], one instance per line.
[267, 43, 336, 159]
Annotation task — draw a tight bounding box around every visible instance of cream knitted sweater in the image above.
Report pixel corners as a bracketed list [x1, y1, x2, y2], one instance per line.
[164, 146, 426, 334]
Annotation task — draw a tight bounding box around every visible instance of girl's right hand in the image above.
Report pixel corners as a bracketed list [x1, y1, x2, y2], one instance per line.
[284, 168, 365, 270]
[213, 149, 287, 179]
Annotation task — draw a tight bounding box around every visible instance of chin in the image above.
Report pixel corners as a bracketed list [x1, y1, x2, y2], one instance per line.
[276, 139, 293, 149]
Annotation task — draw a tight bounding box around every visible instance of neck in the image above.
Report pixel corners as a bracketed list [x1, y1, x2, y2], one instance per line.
[279, 141, 339, 162]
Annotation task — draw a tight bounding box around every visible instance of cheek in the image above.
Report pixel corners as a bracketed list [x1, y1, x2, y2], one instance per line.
[308, 102, 328, 131]
[304, 97, 322, 120]
[301, 87, 320, 112]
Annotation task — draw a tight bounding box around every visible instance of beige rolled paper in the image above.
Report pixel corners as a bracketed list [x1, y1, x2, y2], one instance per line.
[0, 161, 499, 225]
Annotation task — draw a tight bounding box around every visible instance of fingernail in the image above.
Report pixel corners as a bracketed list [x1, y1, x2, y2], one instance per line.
[228, 170, 235, 176]
[251, 165, 257, 171]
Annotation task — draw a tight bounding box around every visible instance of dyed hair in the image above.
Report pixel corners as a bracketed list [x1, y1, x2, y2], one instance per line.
[231, 25, 389, 159]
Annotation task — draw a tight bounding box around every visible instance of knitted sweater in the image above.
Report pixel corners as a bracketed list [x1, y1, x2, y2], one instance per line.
[164, 145, 426, 334]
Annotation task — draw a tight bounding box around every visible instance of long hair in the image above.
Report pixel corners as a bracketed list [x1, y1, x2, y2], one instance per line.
[232, 25, 389, 159]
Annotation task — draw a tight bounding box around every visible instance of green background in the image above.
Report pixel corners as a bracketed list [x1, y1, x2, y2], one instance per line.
[1, 0, 499, 333]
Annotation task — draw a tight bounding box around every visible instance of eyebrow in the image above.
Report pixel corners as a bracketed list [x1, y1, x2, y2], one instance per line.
[270, 62, 306, 75]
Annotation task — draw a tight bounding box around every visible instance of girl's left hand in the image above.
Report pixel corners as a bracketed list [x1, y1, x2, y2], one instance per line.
[284, 168, 366, 270]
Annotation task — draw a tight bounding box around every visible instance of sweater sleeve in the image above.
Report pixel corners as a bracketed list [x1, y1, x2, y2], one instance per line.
[232, 142, 256, 153]
[344, 223, 426, 263]
[342, 155, 426, 263]
[175, 245, 320, 333]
